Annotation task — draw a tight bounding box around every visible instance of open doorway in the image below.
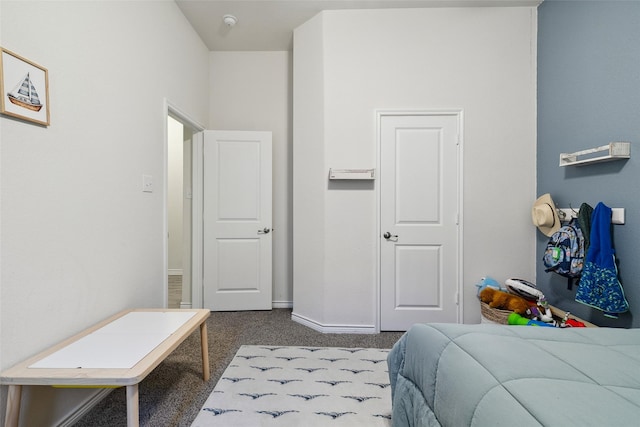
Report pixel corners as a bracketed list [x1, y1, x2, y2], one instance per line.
[167, 116, 186, 308]
[165, 101, 205, 308]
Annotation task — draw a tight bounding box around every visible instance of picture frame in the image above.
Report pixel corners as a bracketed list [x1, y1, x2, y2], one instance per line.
[0, 47, 50, 126]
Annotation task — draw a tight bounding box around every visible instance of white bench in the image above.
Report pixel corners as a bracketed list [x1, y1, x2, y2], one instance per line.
[1, 309, 210, 427]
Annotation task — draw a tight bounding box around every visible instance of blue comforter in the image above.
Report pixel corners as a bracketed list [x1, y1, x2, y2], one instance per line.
[387, 323, 640, 426]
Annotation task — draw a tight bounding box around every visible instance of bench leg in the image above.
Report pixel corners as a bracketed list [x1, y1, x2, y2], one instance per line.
[4, 385, 21, 427]
[126, 384, 139, 427]
[200, 321, 210, 381]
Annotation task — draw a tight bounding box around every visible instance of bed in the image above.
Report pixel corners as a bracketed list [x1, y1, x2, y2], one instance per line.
[387, 323, 640, 426]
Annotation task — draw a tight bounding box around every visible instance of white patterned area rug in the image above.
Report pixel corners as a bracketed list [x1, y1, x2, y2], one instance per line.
[191, 345, 393, 426]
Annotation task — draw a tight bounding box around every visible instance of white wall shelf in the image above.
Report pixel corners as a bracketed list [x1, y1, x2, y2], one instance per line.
[558, 207, 625, 225]
[329, 168, 376, 180]
[559, 142, 630, 167]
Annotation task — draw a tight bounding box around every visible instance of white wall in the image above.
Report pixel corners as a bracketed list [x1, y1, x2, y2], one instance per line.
[0, 1, 209, 425]
[168, 116, 184, 273]
[291, 14, 327, 325]
[209, 51, 293, 306]
[293, 7, 538, 329]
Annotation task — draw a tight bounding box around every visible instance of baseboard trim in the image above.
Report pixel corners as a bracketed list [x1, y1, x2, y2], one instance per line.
[175, 302, 291, 310]
[272, 301, 293, 309]
[291, 312, 377, 334]
[57, 389, 113, 427]
[168, 269, 183, 276]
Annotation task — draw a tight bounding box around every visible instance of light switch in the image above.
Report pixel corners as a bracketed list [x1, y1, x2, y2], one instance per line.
[142, 175, 153, 193]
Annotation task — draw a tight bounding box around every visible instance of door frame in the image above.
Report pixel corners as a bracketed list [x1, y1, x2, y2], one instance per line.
[375, 109, 465, 331]
[191, 131, 205, 309]
[163, 99, 205, 308]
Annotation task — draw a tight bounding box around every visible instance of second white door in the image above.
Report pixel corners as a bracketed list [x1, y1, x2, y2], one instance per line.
[202, 130, 272, 311]
[379, 112, 461, 330]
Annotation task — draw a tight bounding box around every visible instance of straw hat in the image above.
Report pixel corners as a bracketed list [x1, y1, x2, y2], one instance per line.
[532, 193, 561, 237]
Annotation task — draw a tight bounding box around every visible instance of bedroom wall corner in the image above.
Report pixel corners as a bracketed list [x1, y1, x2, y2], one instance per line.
[0, 0, 209, 424]
[209, 51, 293, 308]
[293, 7, 538, 330]
[292, 12, 328, 326]
[536, 0, 640, 328]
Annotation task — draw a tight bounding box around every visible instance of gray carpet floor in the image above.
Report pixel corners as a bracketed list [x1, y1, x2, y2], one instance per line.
[74, 309, 404, 426]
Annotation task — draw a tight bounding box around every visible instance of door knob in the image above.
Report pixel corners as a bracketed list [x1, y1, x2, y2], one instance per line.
[383, 232, 398, 240]
[258, 227, 271, 234]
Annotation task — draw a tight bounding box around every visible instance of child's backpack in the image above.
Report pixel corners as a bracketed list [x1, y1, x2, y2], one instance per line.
[542, 218, 585, 290]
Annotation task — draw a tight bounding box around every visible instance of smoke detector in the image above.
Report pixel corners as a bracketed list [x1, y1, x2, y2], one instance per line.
[223, 14, 238, 27]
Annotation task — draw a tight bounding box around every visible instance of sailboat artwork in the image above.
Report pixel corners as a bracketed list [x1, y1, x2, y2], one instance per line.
[1, 47, 50, 125]
[7, 72, 43, 112]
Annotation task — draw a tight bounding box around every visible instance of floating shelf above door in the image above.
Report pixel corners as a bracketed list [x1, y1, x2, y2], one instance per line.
[559, 142, 630, 167]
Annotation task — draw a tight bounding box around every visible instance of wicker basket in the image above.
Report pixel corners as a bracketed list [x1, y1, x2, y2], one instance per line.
[480, 301, 512, 325]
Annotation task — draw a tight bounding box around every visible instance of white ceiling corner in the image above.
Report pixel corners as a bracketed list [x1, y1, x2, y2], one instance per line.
[175, 0, 543, 52]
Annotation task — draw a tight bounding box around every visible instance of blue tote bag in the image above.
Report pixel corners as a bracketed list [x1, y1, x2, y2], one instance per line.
[575, 202, 629, 318]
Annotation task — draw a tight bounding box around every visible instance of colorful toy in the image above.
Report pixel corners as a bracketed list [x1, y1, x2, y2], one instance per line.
[479, 287, 530, 315]
[533, 296, 554, 323]
[565, 319, 586, 327]
[505, 278, 545, 301]
[475, 276, 503, 296]
[508, 312, 555, 327]
[559, 311, 586, 328]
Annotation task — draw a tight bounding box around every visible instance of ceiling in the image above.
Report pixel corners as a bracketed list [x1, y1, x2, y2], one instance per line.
[175, 0, 542, 51]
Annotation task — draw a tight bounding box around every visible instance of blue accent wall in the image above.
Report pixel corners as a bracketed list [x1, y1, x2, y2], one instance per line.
[537, 0, 640, 327]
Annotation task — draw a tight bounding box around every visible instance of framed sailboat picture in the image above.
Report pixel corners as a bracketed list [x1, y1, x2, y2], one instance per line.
[0, 48, 50, 126]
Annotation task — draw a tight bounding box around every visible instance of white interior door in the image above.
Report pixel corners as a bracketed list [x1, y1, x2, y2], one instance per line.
[202, 130, 272, 311]
[379, 112, 460, 331]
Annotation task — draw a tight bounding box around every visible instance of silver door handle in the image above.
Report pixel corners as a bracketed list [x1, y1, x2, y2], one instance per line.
[258, 227, 271, 234]
[383, 232, 398, 240]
